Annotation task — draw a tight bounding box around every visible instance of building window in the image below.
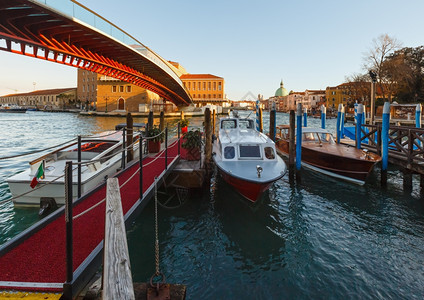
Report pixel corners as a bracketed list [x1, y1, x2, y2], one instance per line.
[213, 82, 216, 90]
[208, 82, 211, 90]
[112, 86, 117, 92]
[188, 82, 191, 90]
[218, 82, 222, 91]
[119, 86, 124, 93]
[192, 82, 195, 90]
[82, 86, 85, 92]
[126, 86, 131, 93]
[203, 82, 206, 90]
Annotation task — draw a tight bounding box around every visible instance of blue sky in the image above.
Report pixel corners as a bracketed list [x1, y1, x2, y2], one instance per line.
[0, 0, 423, 100]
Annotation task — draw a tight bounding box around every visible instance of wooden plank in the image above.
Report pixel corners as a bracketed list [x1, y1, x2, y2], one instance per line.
[103, 178, 135, 300]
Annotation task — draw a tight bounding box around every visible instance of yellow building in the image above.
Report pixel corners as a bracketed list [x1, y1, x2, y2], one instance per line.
[77, 69, 163, 112]
[180, 74, 227, 107]
[77, 61, 226, 112]
[325, 85, 346, 111]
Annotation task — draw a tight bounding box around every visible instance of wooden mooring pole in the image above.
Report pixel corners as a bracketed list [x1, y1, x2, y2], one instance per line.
[289, 110, 295, 183]
[204, 108, 212, 177]
[269, 102, 276, 142]
[296, 103, 302, 183]
[159, 111, 165, 132]
[126, 113, 134, 162]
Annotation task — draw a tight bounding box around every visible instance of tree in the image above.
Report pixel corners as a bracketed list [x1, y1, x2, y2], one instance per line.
[386, 46, 424, 103]
[344, 73, 371, 106]
[363, 34, 402, 102]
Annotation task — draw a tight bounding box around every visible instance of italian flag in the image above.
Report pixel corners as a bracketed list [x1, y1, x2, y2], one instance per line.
[30, 163, 44, 188]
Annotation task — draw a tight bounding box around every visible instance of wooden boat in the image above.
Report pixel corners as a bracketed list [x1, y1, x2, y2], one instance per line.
[212, 114, 287, 202]
[275, 125, 381, 185]
[7, 130, 142, 210]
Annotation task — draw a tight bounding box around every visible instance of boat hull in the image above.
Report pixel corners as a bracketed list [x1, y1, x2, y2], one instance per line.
[217, 166, 275, 203]
[0, 109, 27, 113]
[275, 139, 380, 185]
[8, 158, 123, 205]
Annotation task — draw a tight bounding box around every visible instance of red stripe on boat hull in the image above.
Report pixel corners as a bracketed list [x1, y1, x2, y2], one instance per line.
[219, 170, 272, 203]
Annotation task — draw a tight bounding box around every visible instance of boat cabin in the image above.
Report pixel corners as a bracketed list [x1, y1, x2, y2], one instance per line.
[218, 117, 277, 161]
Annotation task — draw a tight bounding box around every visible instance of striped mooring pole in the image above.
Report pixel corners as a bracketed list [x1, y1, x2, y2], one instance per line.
[255, 98, 260, 131]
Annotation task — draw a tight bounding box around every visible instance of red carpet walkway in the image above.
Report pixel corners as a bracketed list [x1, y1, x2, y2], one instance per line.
[0, 140, 180, 292]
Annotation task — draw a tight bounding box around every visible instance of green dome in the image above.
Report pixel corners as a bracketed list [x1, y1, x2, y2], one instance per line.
[275, 80, 289, 97]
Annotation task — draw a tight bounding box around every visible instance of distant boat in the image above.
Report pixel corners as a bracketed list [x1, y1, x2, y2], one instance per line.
[212, 113, 287, 202]
[274, 125, 381, 185]
[0, 103, 27, 113]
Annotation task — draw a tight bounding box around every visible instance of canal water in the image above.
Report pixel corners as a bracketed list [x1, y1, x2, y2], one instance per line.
[1, 111, 423, 299]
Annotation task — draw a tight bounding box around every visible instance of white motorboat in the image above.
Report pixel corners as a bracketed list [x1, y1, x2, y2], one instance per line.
[212, 114, 287, 203]
[0, 103, 27, 113]
[7, 130, 141, 209]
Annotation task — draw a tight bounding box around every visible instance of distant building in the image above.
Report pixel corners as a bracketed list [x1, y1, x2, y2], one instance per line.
[267, 80, 289, 111]
[77, 62, 227, 112]
[286, 92, 304, 111]
[180, 73, 229, 107]
[77, 69, 163, 113]
[0, 88, 77, 109]
[325, 82, 380, 112]
[302, 90, 326, 111]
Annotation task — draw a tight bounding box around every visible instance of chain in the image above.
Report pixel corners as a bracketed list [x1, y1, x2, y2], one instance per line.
[154, 176, 160, 276]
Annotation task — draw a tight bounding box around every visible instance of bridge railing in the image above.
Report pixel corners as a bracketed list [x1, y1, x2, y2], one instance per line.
[34, 0, 182, 85]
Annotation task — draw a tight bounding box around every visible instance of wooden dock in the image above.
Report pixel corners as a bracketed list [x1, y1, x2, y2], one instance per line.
[350, 123, 424, 189]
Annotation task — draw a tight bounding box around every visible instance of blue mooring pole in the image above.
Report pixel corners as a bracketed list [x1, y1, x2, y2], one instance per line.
[303, 107, 307, 127]
[381, 102, 390, 186]
[321, 105, 326, 129]
[336, 104, 342, 144]
[296, 103, 302, 171]
[341, 105, 345, 138]
[356, 104, 364, 149]
[416, 104, 422, 148]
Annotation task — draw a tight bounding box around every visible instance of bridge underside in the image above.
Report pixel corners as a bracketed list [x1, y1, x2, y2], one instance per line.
[0, 0, 192, 106]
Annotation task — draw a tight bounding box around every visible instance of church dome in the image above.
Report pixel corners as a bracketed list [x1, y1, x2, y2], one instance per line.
[275, 80, 289, 97]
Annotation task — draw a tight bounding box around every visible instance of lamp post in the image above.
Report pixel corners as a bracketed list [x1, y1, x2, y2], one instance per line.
[104, 96, 108, 113]
[369, 70, 377, 124]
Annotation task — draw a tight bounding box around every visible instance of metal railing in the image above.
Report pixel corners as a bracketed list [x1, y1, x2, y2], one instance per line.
[32, 0, 183, 85]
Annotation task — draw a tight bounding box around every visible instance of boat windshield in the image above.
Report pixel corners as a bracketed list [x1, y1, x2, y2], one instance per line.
[319, 133, 335, 144]
[303, 132, 335, 144]
[221, 120, 236, 129]
[238, 119, 254, 129]
[239, 145, 261, 158]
